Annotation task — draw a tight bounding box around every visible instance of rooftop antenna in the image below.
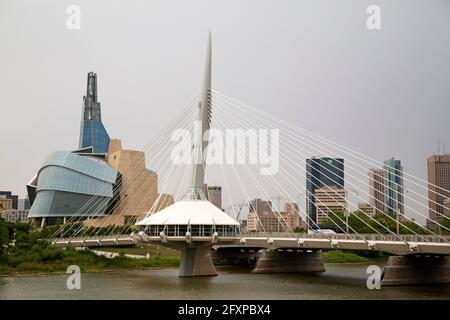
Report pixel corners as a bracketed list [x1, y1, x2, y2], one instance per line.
[438, 137, 441, 155]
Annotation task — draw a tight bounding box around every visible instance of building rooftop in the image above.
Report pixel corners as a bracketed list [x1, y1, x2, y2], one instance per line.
[137, 200, 240, 226]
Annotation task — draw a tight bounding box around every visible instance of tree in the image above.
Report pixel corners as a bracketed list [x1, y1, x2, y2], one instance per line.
[321, 210, 431, 235]
[0, 218, 9, 254]
[293, 226, 305, 233]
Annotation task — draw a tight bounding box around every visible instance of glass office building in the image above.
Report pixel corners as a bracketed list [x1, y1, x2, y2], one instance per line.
[384, 157, 404, 216]
[28, 151, 118, 223]
[306, 157, 344, 228]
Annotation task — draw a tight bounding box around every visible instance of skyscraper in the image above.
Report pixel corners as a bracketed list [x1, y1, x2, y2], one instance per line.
[368, 168, 386, 214]
[0, 191, 18, 210]
[426, 154, 450, 230]
[207, 186, 222, 210]
[314, 186, 346, 224]
[384, 158, 404, 216]
[306, 157, 344, 227]
[79, 72, 110, 153]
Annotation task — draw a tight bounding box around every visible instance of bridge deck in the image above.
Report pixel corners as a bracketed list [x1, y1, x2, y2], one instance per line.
[52, 233, 450, 255]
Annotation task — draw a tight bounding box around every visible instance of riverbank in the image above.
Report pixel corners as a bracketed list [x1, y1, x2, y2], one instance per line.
[0, 244, 386, 276]
[0, 245, 180, 276]
[321, 250, 387, 263]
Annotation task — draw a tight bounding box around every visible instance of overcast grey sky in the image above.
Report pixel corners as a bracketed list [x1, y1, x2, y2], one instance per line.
[0, 0, 449, 223]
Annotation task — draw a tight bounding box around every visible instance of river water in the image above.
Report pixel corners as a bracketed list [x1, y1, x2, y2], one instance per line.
[0, 263, 449, 299]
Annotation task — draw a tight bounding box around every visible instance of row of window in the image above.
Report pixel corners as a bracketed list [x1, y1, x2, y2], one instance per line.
[140, 225, 240, 237]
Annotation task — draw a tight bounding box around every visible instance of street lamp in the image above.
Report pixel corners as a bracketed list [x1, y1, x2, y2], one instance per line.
[345, 189, 360, 233]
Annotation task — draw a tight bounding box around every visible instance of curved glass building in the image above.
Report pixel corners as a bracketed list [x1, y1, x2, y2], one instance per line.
[27, 72, 119, 225]
[28, 151, 118, 223]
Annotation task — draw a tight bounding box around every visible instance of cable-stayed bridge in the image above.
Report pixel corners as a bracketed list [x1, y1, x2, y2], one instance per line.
[50, 34, 450, 286]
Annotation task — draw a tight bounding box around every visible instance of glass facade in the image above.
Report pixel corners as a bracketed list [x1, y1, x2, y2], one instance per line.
[140, 225, 240, 237]
[79, 120, 110, 154]
[384, 158, 404, 216]
[78, 72, 110, 154]
[306, 158, 344, 227]
[28, 151, 118, 219]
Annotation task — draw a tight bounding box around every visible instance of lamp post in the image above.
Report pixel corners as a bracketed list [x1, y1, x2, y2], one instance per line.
[345, 189, 359, 234]
[344, 211, 350, 233]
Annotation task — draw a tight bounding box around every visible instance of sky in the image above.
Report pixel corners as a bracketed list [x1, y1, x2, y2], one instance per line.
[0, 0, 449, 223]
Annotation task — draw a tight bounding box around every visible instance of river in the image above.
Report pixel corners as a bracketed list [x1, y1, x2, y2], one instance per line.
[0, 263, 449, 299]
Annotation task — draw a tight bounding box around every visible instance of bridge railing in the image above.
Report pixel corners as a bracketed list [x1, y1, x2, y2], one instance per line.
[53, 232, 450, 245]
[239, 232, 450, 243]
[52, 234, 132, 243]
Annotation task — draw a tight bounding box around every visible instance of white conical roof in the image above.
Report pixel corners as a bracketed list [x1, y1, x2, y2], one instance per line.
[136, 200, 240, 226]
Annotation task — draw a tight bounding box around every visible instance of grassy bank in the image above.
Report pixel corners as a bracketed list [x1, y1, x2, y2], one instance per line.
[101, 245, 180, 258]
[0, 245, 180, 276]
[322, 250, 388, 264]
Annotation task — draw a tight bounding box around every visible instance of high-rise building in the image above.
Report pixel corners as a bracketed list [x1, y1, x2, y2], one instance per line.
[306, 157, 344, 226]
[368, 168, 386, 214]
[18, 197, 31, 210]
[207, 186, 222, 210]
[384, 158, 404, 216]
[79, 72, 110, 154]
[281, 202, 301, 230]
[247, 199, 280, 232]
[426, 154, 450, 230]
[0, 195, 13, 211]
[0, 191, 18, 210]
[444, 198, 450, 217]
[357, 202, 376, 217]
[1, 210, 29, 223]
[314, 186, 346, 224]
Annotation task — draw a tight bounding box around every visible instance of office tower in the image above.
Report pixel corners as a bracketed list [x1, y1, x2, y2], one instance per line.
[207, 186, 222, 210]
[1, 210, 29, 223]
[281, 202, 301, 229]
[357, 202, 376, 217]
[18, 197, 31, 210]
[444, 198, 450, 217]
[247, 199, 281, 232]
[314, 186, 346, 224]
[427, 154, 450, 230]
[0, 191, 18, 210]
[384, 158, 404, 216]
[0, 195, 13, 211]
[79, 72, 110, 153]
[306, 157, 344, 226]
[368, 168, 386, 214]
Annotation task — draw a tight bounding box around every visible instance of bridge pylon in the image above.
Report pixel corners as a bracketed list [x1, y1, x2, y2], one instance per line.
[133, 32, 241, 277]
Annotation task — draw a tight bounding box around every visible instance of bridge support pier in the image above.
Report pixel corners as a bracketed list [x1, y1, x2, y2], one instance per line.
[381, 255, 450, 286]
[179, 244, 217, 277]
[252, 249, 325, 273]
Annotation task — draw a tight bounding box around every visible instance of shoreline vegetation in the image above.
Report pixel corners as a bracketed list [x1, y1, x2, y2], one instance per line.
[0, 250, 386, 276]
[0, 219, 388, 276]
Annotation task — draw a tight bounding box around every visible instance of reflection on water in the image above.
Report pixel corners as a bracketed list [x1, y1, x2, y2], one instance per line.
[0, 263, 449, 300]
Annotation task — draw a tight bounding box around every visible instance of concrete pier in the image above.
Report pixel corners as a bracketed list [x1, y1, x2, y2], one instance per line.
[179, 244, 217, 277]
[381, 255, 450, 286]
[252, 249, 325, 273]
